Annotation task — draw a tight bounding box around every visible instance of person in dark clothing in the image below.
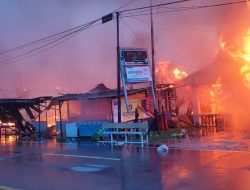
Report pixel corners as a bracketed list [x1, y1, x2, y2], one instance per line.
[134, 108, 140, 139]
[134, 108, 139, 123]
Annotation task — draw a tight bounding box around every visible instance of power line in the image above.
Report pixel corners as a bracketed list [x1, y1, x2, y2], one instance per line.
[0, 19, 100, 55]
[120, 0, 247, 18]
[122, 19, 146, 47]
[0, 20, 99, 65]
[120, 0, 193, 13]
[0, 0, 139, 55]
[0, 0, 138, 56]
[131, 17, 249, 37]
[155, 52, 204, 69]
[112, 0, 138, 13]
[0, 0, 246, 66]
[0, 22, 101, 66]
[0, 0, 141, 66]
[155, 50, 213, 62]
[120, 4, 190, 16]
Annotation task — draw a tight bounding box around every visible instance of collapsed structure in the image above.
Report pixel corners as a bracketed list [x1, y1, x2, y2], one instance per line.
[0, 97, 51, 137]
[0, 83, 178, 138]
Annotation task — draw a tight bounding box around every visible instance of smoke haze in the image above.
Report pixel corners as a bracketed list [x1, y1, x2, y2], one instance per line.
[0, 0, 248, 98]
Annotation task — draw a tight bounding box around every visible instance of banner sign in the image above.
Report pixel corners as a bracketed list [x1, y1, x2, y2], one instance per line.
[126, 66, 152, 83]
[112, 99, 147, 123]
[121, 49, 149, 65]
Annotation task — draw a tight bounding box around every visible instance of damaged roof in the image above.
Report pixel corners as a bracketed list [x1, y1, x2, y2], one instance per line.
[53, 83, 148, 101]
[0, 96, 52, 106]
[53, 88, 148, 101]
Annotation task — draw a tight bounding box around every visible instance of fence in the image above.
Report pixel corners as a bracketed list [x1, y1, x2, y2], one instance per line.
[198, 114, 225, 128]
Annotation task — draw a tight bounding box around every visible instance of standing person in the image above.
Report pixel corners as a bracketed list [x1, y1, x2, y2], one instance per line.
[134, 108, 139, 123]
[134, 108, 140, 139]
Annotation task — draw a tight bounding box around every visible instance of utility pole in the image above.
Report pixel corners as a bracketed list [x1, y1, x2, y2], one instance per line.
[38, 103, 41, 141]
[150, 0, 155, 85]
[116, 12, 122, 123]
[101, 12, 121, 123]
[150, 0, 159, 133]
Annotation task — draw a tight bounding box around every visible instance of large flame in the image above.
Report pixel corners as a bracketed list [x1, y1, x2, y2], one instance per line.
[220, 29, 250, 87]
[209, 77, 222, 97]
[209, 77, 224, 114]
[156, 61, 188, 83]
[173, 68, 188, 80]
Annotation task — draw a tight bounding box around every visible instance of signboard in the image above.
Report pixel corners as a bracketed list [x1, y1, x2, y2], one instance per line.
[102, 13, 113, 24]
[126, 66, 152, 83]
[118, 47, 157, 113]
[121, 49, 149, 65]
[112, 99, 147, 123]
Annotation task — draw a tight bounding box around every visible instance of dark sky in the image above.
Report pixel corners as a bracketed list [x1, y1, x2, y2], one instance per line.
[0, 0, 248, 98]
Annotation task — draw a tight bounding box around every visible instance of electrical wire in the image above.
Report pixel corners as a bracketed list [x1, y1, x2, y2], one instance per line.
[119, 0, 193, 13]
[112, 0, 139, 13]
[155, 51, 213, 62]
[122, 19, 146, 47]
[131, 16, 249, 37]
[0, 22, 102, 66]
[120, 0, 247, 18]
[0, 0, 138, 56]
[0, 0, 140, 65]
[0, 19, 101, 55]
[120, 4, 190, 17]
[0, 0, 247, 66]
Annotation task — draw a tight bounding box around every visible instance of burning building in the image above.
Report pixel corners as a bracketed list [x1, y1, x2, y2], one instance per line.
[175, 27, 250, 132]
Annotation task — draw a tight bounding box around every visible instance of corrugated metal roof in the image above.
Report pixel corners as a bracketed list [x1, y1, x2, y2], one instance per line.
[53, 88, 148, 101]
[0, 96, 52, 106]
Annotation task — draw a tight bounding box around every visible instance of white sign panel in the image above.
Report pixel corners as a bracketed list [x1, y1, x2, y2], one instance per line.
[126, 66, 152, 83]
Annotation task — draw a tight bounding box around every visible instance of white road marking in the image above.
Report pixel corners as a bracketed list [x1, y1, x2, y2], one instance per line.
[0, 185, 20, 190]
[44, 153, 121, 161]
[86, 164, 109, 168]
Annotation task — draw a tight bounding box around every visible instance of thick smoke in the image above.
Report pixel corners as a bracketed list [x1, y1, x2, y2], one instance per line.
[0, 0, 125, 98]
[0, 0, 248, 100]
[211, 3, 250, 133]
[181, 2, 250, 133]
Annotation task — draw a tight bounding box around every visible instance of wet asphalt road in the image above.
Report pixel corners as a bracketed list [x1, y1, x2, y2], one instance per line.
[0, 140, 250, 190]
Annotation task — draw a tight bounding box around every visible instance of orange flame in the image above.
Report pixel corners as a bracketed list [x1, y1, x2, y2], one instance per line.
[208, 77, 224, 113]
[209, 77, 222, 97]
[156, 61, 188, 83]
[173, 68, 188, 80]
[233, 29, 250, 62]
[221, 29, 250, 87]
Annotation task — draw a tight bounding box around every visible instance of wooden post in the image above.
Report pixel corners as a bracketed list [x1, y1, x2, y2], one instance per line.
[45, 101, 48, 136]
[59, 101, 63, 138]
[116, 12, 121, 123]
[162, 105, 167, 131]
[38, 103, 41, 140]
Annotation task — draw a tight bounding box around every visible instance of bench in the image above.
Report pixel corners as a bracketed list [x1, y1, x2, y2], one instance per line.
[99, 122, 148, 147]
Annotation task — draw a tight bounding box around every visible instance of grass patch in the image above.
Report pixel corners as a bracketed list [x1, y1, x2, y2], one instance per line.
[56, 136, 67, 143]
[149, 128, 184, 142]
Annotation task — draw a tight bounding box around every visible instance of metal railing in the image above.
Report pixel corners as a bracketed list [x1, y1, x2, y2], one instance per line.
[198, 114, 225, 127]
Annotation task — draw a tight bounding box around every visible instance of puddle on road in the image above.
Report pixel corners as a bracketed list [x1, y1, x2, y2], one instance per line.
[0, 150, 23, 161]
[70, 164, 109, 173]
[71, 166, 102, 172]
